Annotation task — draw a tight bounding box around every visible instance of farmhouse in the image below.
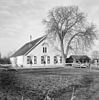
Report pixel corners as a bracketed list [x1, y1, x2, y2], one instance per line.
[10, 35, 63, 68]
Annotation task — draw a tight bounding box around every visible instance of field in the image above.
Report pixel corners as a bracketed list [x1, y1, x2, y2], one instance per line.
[0, 67, 99, 100]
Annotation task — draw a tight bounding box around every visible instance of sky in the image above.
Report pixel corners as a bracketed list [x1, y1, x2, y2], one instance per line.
[0, 0, 99, 57]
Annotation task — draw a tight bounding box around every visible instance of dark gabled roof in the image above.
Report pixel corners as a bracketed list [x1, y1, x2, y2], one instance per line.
[69, 55, 91, 60]
[11, 35, 46, 57]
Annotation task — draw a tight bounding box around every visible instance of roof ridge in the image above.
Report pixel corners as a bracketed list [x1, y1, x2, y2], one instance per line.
[25, 35, 46, 55]
[11, 35, 46, 57]
[27, 35, 46, 44]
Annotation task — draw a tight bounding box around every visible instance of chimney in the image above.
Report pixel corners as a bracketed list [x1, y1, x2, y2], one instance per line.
[30, 35, 32, 42]
[29, 35, 32, 48]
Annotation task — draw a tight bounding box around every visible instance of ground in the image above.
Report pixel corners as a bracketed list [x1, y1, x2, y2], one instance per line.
[0, 67, 99, 100]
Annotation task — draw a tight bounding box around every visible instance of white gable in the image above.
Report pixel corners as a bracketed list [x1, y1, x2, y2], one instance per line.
[27, 39, 61, 56]
[25, 38, 63, 67]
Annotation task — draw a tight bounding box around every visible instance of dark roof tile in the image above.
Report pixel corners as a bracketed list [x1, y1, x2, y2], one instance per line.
[11, 35, 46, 57]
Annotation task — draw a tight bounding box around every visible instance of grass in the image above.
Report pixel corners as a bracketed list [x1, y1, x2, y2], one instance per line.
[0, 66, 99, 100]
[7, 67, 91, 74]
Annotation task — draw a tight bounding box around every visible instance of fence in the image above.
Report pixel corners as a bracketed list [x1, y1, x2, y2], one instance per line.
[65, 63, 90, 68]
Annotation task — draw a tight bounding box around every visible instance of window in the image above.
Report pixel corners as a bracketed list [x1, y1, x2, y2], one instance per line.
[43, 47, 45, 53]
[47, 56, 50, 64]
[43, 47, 47, 53]
[54, 56, 58, 64]
[34, 56, 37, 64]
[41, 56, 46, 64]
[41, 56, 44, 64]
[45, 47, 47, 53]
[60, 56, 62, 63]
[27, 56, 31, 64]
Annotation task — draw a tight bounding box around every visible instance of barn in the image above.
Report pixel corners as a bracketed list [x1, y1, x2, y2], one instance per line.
[66, 55, 91, 63]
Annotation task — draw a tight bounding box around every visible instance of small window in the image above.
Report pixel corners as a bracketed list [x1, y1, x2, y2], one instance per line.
[27, 56, 31, 64]
[45, 47, 47, 53]
[60, 56, 62, 63]
[54, 56, 58, 64]
[34, 56, 37, 64]
[43, 47, 45, 53]
[47, 56, 50, 64]
[43, 47, 47, 53]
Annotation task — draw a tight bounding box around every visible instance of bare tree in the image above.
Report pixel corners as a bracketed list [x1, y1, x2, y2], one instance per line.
[43, 6, 97, 66]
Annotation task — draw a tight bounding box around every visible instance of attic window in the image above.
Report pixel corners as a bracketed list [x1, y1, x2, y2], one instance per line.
[43, 47, 47, 53]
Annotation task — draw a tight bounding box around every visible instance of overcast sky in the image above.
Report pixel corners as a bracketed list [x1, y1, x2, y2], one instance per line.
[0, 0, 99, 57]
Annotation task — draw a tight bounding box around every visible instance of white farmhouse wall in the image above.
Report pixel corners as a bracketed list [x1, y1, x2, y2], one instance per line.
[10, 38, 63, 68]
[25, 39, 63, 68]
[10, 57, 16, 67]
[16, 56, 24, 67]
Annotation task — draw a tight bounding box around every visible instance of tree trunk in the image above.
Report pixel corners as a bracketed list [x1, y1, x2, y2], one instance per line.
[65, 33, 77, 63]
[65, 47, 69, 63]
[60, 40, 66, 67]
[62, 51, 66, 67]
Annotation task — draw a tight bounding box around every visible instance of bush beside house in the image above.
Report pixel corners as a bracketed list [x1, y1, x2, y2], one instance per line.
[0, 57, 11, 64]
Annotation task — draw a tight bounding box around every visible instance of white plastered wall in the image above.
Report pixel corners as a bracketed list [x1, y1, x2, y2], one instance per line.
[24, 39, 63, 68]
[10, 57, 16, 67]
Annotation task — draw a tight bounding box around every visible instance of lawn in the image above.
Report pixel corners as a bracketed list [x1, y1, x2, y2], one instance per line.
[0, 67, 99, 100]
